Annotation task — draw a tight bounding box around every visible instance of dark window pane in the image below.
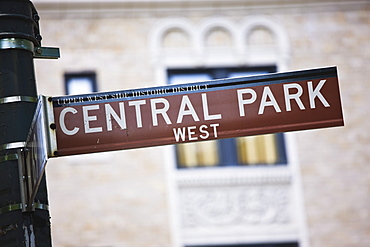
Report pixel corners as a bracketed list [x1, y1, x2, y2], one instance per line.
[64, 71, 97, 95]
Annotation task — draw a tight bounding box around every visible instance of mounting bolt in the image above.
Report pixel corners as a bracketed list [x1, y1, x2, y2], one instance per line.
[35, 34, 42, 41]
[35, 47, 42, 54]
[50, 123, 56, 130]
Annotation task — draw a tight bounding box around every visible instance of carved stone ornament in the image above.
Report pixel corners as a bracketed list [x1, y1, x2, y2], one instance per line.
[177, 169, 292, 228]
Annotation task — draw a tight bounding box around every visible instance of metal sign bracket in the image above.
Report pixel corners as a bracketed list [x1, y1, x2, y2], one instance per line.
[34, 46, 60, 59]
[17, 148, 33, 212]
[43, 96, 58, 157]
[0, 38, 60, 59]
[13, 95, 56, 212]
[0, 148, 49, 213]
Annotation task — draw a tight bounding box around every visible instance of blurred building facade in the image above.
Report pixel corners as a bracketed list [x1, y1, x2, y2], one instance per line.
[32, 0, 370, 246]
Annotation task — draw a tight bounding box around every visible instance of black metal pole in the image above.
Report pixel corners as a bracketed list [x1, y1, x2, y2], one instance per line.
[0, 0, 51, 246]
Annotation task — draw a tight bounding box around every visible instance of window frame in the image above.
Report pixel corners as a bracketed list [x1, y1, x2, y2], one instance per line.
[167, 66, 288, 169]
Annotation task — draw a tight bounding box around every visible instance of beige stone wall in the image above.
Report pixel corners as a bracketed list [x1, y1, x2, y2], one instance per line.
[33, 1, 370, 246]
[286, 9, 370, 247]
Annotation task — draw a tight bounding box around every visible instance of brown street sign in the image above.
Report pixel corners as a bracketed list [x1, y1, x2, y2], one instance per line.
[48, 66, 344, 157]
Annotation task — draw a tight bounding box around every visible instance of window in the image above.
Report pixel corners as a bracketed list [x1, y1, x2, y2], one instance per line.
[168, 66, 287, 168]
[64, 71, 97, 95]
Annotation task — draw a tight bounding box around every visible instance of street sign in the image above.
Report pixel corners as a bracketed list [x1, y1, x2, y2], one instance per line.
[24, 96, 50, 206]
[49, 66, 344, 157]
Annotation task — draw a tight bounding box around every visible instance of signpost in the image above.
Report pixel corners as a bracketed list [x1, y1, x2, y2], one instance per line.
[47, 66, 344, 157]
[0, 1, 55, 244]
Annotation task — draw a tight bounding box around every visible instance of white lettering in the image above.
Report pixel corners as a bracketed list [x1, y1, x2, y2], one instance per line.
[210, 123, 219, 138]
[237, 88, 257, 117]
[172, 123, 220, 142]
[284, 83, 305, 111]
[177, 95, 200, 124]
[188, 126, 198, 141]
[60, 107, 79, 135]
[258, 86, 282, 114]
[202, 93, 222, 120]
[105, 103, 126, 131]
[151, 98, 172, 126]
[128, 100, 146, 128]
[83, 105, 103, 133]
[173, 127, 186, 142]
[199, 125, 209, 139]
[308, 80, 330, 108]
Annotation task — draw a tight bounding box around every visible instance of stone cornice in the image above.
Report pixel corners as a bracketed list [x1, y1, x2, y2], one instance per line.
[32, 0, 369, 18]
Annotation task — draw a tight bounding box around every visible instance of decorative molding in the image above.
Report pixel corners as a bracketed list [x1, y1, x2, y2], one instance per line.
[177, 167, 293, 229]
[150, 15, 291, 69]
[150, 17, 199, 58]
[177, 169, 292, 187]
[179, 184, 291, 228]
[240, 16, 291, 62]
